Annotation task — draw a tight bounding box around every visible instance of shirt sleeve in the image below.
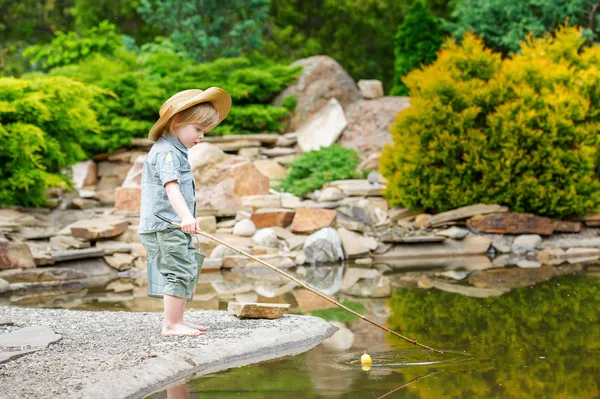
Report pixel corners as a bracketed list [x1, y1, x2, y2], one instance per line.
[156, 150, 180, 186]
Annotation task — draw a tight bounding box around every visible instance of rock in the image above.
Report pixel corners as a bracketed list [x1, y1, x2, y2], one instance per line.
[355, 257, 372, 265]
[436, 227, 469, 240]
[415, 214, 432, 228]
[512, 234, 542, 254]
[252, 228, 280, 248]
[209, 244, 250, 259]
[337, 228, 377, 259]
[318, 187, 344, 203]
[253, 160, 289, 181]
[49, 235, 91, 251]
[241, 195, 282, 209]
[388, 208, 413, 222]
[374, 236, 492, 261]
[322, 321, 354, 351]
[71, 160, 97, 188]
[0, 241, 35, 269]
[537, 248, 566, 265]
[348, 199, 387, 225]
[357, 79, 384, 99]
[114, 187, 141, 212]
[434, 271, 469, 280]
[69, 218, 129, 240]
[285, 235, 307, 251]
[291, 208, 337, 235]
[188, 142, 227, 169]
[70, 198, 98, 210]
[238, 147, 261, 159]
[95, 241, 134, 255]
[232, 219, 256, 237]
[335, 214, 364, 232]
[516, 259, 542, 268]
[553, 220, 582, 233]
[293, 288, 338, 312]
[197, 216, 217, 233]
[564, 247, 600, 263]
[367, 197, 389, 212]
[426, 204, 509, 228]
[281, 194, 303, 209]
[217, 219, 236, 228]
[343, 275, 391, 298]
[276, 134, 297, 147]
[0, 278, 8, 293]
[382, 235, 445, 244]
[261, 147, 298, 157]
[0, 325, 61, 349]
[338, 97, 410, 162]
[274, 55, 360, 130]
[539, 236, 600, 249]
[202, 258, 223, 270]
[303, 227, 344, 264]
[489, 235, 513, 253]
[367, 171, 382, 185]
[251, 209, 295, 229]
[294, 250, 307, 265]
[106, 280, 135, 293]
[214, 139, 261, 152]
[467, 213, 554, 235]
[233, 163, 271, 198]
[202, 134, 279, 146]
[296, 98, 348, 152]
[469, 266, 554, 290]
[324, 180, 384, 197]
[228, 302, 290, 319]
[52, 248, 105, 262]
[272, 154, 298, 165]
[104, 253, 136, 271]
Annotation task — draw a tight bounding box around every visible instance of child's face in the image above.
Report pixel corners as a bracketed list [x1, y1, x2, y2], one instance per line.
[174, 123, 207, 149]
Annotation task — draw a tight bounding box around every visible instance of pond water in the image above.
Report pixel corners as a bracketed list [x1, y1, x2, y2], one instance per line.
[8, 261, 599, 398]
[143, 267, 598, 399]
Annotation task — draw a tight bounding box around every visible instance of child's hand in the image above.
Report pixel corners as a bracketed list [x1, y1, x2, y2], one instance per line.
[181, 217, 198, 233]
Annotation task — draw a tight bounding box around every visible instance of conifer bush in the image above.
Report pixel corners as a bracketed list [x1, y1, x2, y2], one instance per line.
[381, 27, 600, 218]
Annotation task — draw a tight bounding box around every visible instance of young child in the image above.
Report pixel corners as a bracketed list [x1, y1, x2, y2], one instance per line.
[138, 88, 231, 336]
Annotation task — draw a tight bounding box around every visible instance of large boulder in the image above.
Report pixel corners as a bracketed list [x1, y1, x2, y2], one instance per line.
[274, 55, 360, 130]
[303, 227, 344, 265]
[338, 97, 410, 162]
[296, 98, 348, 152]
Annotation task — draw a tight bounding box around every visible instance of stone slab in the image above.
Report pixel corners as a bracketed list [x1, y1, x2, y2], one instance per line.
[426, 204, 509, 228]
[227, 302, 290, 319]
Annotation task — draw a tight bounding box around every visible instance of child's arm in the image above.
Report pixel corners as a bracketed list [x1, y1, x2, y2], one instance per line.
[165, 181, 199, 233]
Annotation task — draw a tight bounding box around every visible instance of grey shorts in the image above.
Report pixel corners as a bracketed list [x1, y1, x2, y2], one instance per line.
[139, 228, 204, 300]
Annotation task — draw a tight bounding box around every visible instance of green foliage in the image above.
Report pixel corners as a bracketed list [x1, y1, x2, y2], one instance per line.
[0, 76, 105, 206]
[281, 95, 297, 112]
[137, 0, 270, 62]
[23, 21, 122, 70]
[381, 27, 600, 217]
[447, 0, 597, 54]
[387, 274, 599, 398]
[308, 300, 366, 323]
[390, 1, 443, 96]
[275, 145, 361, 196]
[47, 49, 298, 149]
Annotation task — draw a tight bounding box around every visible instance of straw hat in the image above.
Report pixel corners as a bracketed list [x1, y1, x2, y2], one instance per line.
[148, 88, 232, 141]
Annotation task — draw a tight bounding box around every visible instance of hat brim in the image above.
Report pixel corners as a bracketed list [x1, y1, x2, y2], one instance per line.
[148, 87, 232, 141]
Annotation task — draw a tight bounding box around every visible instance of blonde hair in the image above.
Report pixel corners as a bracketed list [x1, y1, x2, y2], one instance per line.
[164, 102, 219, 136]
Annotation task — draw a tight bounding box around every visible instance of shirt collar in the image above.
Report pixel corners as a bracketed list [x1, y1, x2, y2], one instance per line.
[163, 134, 188, 158]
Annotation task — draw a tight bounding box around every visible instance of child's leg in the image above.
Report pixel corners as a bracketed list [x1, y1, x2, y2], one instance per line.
[162, 294, 203, 336]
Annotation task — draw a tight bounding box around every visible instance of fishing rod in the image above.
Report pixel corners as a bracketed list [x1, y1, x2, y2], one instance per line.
[154, 213, 442, 353]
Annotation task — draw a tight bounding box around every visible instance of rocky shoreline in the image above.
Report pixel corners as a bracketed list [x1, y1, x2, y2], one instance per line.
[0, 306, 336, 399]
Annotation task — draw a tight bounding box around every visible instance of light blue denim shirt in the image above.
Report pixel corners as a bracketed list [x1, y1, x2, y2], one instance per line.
[138, 135, 196, 234]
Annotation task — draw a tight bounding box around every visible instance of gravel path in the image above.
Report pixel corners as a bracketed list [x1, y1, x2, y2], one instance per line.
[0, 306, 336, 399]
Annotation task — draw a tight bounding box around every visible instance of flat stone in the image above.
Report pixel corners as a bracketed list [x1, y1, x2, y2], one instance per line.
[382, 235, 446, 244]
[436, 226, 469, 240]
[285, 235, 307, 250]
[49, 235, 91, 251]
[553, 220, 582, 233]
[214, 140, 262, 152]
[388, 208, 413, 221]
[69, 218, 130, 240]
[0, 278, 8, 293]
[202, 258, 223, 270]
[426, 204, 509, 228]
[324, 179, 384, 197]
[241, 194, 282, 209]
[296, 98, 347, 152]
[0, 349, 38, 365]
[467, 213, 554, 235]
[227, 302, 290, 319]
[201, 134, 279, 145]
[318, 187, 344, 202]
[253, 160, 289, 181]
[52, 248, 105, 262]
[251, 209, 295, 229]
[281, 194, 303, 209]
[415, 214, 432, 228]
[70, 198, 98, 210]
[197, 216, 217, 233]
[275, 135, 297, 147]
[291, 208, 337, 235]
[564, 248, 600, 263]
[293, 288, 337, 312]
[0, 241, 36, 269]
[104, 253, 136, 271]
[95, 241, 134, 255]
[114, 187, 141, 212]
[105, 280, 135, 293]
[374, 236, 492, 261]
[0, 325, 61, 348]
[252, 228, 280, 248]
[512, 234, 542, 254]
[539, 236, 600, 249]
[239, 147, 261, 159]
[0, 258, 116, 285]
[261, 147, 298, 157]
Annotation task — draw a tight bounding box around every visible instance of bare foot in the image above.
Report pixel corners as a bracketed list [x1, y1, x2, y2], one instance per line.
[184, 321, 208, 331]
[161, 323, 205, 337]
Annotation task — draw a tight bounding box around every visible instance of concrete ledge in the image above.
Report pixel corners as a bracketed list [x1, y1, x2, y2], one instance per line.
[0, 306, 336, 399]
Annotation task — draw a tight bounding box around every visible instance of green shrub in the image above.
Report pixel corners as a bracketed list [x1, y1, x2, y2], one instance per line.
[0, 76, 105, 206]
[275, 145, 361, 196]
[390, 1, 443, 96]
[381, 27, 600, 218]
[23, 21, 122, 70]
